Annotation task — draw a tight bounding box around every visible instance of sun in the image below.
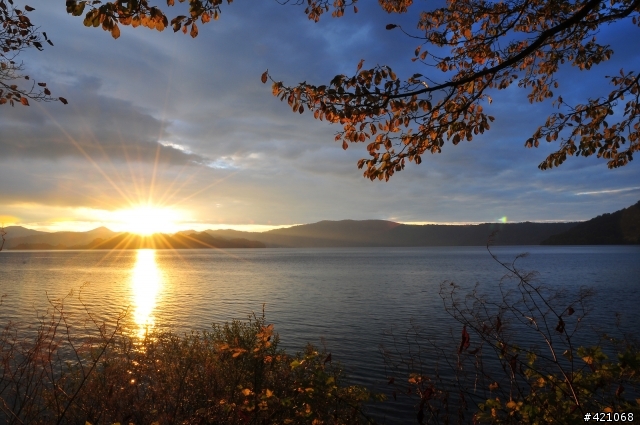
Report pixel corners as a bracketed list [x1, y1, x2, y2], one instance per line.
[113, 206, 184, 235]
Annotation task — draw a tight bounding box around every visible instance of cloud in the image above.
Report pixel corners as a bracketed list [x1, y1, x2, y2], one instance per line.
[575, 187, 640, 196]
[0, 76, 211, 167]
[1, 2, 639, 230]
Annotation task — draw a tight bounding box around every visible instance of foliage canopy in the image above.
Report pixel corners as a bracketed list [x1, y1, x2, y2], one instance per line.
[0, 0, 65, 106]
[10, 0, 640, 179]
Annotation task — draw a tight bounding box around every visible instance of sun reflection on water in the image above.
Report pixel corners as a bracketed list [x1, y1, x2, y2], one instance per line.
[130, 249, 163, 338]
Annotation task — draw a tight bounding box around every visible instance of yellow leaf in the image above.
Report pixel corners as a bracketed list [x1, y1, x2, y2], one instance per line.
[242, 388, 252, 396]
[265, 389, 273, 398]
[604, 407, 613, 413]
[506, 400, 517, 410]
[582, 356, 594, 365]
[111, 24, 120, 39]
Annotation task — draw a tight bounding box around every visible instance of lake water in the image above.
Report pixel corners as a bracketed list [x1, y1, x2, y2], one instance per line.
[1, 246, 639, 422]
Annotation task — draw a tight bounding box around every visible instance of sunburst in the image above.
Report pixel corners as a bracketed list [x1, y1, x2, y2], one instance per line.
[112, 205, 185, 235]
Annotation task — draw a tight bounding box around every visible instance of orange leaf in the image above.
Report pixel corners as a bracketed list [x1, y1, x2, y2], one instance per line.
[20, 97, 29, 106]
[261, 70, 268, 84]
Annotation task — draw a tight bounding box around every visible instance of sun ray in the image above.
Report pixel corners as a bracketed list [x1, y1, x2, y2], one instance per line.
[34, 102, 137, 207]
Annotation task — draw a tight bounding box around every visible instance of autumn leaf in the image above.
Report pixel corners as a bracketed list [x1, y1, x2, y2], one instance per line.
[261, 70, 268, 84]
[59, 97, 68, 105]
[111, 24, 120, 39]
[20, 97, 29, 106]
[458, 325, 470, 354]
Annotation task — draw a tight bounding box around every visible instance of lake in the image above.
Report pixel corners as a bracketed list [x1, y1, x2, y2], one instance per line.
[1, 246, 639, 422]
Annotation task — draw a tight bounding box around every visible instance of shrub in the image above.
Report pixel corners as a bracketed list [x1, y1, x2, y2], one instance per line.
[381, 245, 640, 424]
[0, 299, 376, 425]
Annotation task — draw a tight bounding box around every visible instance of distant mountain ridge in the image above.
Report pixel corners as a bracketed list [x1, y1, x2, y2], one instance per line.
[541, 200, 640, 245]
[4, 226, 117, 249]
[205, 220, 579, 248]
[6, 231, 265, 250]
[3, 200, 639, 249]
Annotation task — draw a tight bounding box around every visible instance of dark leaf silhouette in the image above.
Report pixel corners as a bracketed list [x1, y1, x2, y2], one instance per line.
[458, 325, 470, 354]
[0, 0, 60, 107]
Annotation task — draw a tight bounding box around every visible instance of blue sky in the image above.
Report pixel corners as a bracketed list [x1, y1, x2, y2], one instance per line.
[1, 1, 639, 232]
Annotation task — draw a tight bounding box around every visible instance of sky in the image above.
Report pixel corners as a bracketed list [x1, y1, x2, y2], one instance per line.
[1, 1, 639, 233]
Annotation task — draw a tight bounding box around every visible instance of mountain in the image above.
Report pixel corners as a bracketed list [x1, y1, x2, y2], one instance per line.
[75, 232, 265, 249]
[7, 201, 638, 249]
[4, 226, 117, 249]
[541, 200, 640, 245]
[2, 225, 47, 239]
[4, 227, 265, 250]
[10, 243, 67, 250]
[206, 220, 579, 248]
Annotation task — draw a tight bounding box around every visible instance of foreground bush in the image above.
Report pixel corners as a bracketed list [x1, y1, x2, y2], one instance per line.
[382, 247, 640, 424]
[0, 303, 376, 425]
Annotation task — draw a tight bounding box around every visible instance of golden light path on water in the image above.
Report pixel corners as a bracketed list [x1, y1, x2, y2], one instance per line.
[130, 249, 163, 338]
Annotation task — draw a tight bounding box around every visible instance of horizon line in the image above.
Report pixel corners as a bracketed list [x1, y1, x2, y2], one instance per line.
[3, 218, 585, 235]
